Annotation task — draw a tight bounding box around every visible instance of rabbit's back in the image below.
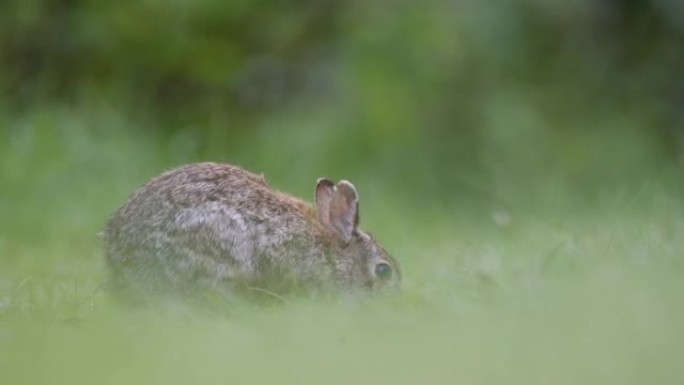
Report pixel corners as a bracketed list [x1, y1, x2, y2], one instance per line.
[103, 162, 328, 296]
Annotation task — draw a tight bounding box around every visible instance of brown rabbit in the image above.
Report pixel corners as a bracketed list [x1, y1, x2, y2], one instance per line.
[102, 162, 399, 301]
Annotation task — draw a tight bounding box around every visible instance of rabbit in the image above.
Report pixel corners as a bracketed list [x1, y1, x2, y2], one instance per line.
[102, 162, 400, 301]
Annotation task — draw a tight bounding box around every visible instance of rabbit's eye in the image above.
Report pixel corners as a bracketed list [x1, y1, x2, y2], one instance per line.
[374, 263, 392, 280]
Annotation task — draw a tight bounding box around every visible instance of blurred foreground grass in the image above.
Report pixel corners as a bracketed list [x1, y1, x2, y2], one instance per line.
[1, 106, 683, 385]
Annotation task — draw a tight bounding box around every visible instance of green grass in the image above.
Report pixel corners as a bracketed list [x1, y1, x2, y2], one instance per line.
[1, 107, 682, 385]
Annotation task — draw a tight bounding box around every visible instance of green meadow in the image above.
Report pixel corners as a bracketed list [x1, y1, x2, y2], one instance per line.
[1, 106, 682, 384]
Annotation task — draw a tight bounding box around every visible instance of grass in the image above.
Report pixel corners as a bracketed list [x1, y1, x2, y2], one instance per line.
[0, 106, 682, 385]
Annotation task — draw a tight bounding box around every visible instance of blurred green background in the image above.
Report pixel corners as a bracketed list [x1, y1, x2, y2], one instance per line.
[1, 1, 683, 384]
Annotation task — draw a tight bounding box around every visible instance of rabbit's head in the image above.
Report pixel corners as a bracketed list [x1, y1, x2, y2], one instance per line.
[315, 178, 400, 291]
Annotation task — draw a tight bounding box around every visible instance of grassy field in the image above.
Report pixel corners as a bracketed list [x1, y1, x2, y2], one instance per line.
[1, 106, 683, 385]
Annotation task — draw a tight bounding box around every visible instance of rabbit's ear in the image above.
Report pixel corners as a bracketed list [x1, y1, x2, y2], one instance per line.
[330, 180, 359, 242]
[315, 178, 336, 227]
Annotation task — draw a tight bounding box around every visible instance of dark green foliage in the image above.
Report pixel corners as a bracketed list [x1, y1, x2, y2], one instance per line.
[1, 0, 682, 130]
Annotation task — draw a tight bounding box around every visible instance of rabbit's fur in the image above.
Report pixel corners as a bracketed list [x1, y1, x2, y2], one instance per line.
[103, 162, 399, 301]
